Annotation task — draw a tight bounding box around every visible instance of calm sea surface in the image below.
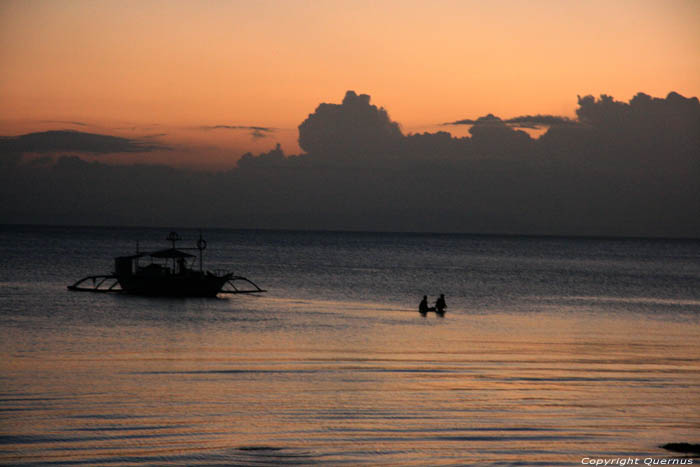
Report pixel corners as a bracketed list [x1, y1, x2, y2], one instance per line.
[1, 226, 699, 466]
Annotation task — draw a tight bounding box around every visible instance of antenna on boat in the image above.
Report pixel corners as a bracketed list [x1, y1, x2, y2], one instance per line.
[196, 230, 207, 273]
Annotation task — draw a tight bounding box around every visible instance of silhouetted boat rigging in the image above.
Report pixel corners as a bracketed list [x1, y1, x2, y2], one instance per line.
[68, 232, 266, 297]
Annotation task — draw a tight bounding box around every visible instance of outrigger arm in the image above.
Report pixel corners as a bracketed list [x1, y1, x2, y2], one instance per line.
[219, 276, 267, 294]
[68, 273, 266, 295]
[67, 275, 122, 292]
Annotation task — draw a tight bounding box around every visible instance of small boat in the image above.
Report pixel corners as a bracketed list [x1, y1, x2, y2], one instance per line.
[68, 232, 266, 297]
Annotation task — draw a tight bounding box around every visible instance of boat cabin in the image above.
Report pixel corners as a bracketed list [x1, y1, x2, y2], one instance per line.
[115, 248, 195, 278]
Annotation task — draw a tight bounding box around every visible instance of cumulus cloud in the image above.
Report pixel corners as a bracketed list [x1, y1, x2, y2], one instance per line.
[467, 114, 533, 158]
[552, 91, 700, 172]
[199, 90, 699, 235]
[297, 90, 402, 162]
[576, 92, 700, 133]
[236, 143, 302, 169]
[1, 90, 698, 238]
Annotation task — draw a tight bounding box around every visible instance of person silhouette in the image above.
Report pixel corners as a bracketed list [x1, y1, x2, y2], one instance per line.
[419, 295, 429, 314]
[435, 294, 447, 315]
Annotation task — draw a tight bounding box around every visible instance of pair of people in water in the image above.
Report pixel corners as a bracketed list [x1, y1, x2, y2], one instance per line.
[419, 294, 446, 315]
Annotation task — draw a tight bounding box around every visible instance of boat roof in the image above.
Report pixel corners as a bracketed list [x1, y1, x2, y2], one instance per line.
[116, 253, 147, 260]
[149, 248, 196, 258]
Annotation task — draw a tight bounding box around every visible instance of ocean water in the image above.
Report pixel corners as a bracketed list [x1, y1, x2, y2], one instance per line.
[0, 225, 699, 466]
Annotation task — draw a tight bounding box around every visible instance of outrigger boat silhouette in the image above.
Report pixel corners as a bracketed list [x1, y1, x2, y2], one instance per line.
[68, 232, 266, 297]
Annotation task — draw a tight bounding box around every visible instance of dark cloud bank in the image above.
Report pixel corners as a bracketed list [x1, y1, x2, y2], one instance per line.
[1, 91, 699, 237]
[0, 129, 167, 156]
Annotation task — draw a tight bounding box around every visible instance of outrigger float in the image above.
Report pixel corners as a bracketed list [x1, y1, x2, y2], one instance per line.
[68, 232, 266, 297]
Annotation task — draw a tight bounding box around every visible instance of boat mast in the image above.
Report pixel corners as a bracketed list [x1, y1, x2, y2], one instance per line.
[167, 231, 180, 249]
[197, 231, 207, 273]
[167, 232, 180, 271]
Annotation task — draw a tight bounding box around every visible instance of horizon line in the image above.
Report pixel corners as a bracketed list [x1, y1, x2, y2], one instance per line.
[2, 223, 698, 242]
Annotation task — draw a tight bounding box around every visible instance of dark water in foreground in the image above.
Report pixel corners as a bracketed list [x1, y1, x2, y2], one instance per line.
[1, 226, 699, 465]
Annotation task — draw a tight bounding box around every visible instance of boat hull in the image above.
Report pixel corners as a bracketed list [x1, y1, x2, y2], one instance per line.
[118, 274, 230, 297]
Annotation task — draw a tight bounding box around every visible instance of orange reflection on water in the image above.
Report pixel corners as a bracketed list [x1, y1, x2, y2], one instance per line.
[1, 297, 698, 465]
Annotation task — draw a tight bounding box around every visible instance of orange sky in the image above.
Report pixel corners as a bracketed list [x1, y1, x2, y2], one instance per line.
[1, 0, 699, 168]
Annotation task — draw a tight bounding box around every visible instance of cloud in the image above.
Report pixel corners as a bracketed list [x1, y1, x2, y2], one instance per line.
[201, 125, 274, 131]
[199, 125, 276, 140]
[1, 91, 698, 238]
[468, 114, 533, 155]
[576, 91, 700, 132]
[0, 130, 168, 156]
[236, 143, 302, 169]
[114, 124, 163, 132]
[297, 90, 402, 162]
[505, 115, 576, 129]
[250, 129, 268, 140]
[444, 118, 478, 125]
[444, 114, 575, 129]
[40, 120, 89, 127]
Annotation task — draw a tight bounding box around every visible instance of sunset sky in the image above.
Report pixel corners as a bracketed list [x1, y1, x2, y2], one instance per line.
[2, 0, 699, 168]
